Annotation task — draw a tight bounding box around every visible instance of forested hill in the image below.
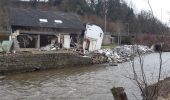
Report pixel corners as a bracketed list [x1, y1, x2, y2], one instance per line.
[0, 0, 169, 34]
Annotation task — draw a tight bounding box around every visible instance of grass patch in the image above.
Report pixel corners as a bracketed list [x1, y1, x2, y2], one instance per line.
[101, 43, 117, 49]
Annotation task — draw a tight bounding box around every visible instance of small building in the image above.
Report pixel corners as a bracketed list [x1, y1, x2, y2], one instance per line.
[9, 8, 84, 51]
[102, 32, 115, 45]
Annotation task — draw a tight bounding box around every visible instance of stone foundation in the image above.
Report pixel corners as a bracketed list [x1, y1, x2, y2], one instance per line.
[0, 53, 93, 74]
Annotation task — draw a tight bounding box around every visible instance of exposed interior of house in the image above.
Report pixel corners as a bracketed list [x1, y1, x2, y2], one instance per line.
[17, 34, 57, 48]
[9, 8, 85, 52]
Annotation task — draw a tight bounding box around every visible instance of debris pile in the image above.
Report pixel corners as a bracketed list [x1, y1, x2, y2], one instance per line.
[88, 53, 108, 64]
[41, 44, 58, 51]
[88, 45, 152, 64]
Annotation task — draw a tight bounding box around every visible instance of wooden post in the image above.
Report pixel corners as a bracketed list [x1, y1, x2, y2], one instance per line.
[111, 87, 128, 100]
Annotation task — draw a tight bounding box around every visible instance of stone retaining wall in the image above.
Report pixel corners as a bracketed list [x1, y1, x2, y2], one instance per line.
[0, 53, 93, 74]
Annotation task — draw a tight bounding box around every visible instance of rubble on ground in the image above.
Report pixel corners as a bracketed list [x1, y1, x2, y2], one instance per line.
[87, 45, 153, 64]
[40, 44, 58, 51]
[0, 41, 152, 65]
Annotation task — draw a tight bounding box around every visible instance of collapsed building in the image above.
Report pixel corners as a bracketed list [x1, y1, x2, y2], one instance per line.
[2, 8, 104, 53]
[0, 8, 106, 74]
[9, 8, 85, 52]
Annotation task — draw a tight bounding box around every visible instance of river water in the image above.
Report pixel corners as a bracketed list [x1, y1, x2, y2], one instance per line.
[1, 52, 170, 100]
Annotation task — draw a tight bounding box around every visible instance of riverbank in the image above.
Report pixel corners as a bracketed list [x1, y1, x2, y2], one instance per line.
[146, 77, 170, 100]
[0, 51, 94, 75]
[0, 45, 152, 75]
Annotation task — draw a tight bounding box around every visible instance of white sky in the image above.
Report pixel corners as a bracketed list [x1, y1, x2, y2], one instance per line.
[125, 0, 170, 24]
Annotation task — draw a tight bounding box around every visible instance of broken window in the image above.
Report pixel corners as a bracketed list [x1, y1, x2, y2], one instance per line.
[17, 34, 36, 48]
[17, 34, 57, 48]
[40, 35, 56, 47]
[100, 33, 102, 37]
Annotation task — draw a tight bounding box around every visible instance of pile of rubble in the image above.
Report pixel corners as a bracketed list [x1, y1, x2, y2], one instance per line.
[88, 45, 153, 64]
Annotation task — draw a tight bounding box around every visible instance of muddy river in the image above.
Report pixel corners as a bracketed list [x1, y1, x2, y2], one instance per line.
[1, 52, 170, 100]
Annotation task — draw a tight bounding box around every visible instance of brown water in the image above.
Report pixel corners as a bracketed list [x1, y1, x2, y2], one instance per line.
[1, 52, 170, 100]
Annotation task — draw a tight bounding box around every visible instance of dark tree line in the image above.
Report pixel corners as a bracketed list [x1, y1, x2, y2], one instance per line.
[0, 0, 169, 34]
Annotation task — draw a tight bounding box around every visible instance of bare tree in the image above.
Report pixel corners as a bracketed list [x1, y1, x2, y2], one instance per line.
[130, 0, 164, 100]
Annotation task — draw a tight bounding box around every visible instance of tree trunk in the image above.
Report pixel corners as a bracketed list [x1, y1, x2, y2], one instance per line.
[111, 87, 128, 100]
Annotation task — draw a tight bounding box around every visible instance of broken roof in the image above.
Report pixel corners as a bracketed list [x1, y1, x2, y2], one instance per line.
[10, 8, 85, 30]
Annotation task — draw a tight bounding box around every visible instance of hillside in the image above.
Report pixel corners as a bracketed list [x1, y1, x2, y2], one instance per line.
[0, 0, 169, 34]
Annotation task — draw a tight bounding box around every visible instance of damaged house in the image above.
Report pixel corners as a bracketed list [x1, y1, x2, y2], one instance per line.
[9, 8, 85, 51]
[0, 8, 104, 53]
[83, 24, 104, 53]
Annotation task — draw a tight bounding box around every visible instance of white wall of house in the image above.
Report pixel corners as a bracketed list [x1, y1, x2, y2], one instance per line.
[83, 24, 104, 52]
[63, 35, 70, 49]
[89, 39, 97, 51]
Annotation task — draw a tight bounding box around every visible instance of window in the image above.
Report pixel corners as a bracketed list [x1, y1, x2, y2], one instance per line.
[100, 33, 102, 37]
[39, 19, 48, 23]
[54, 20, 63, 24]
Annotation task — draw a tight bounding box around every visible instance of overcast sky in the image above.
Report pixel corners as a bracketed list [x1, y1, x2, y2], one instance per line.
[125, 0, 170, 24]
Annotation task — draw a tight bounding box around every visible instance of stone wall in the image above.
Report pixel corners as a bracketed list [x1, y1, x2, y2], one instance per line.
[0, 53, 93, 74]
